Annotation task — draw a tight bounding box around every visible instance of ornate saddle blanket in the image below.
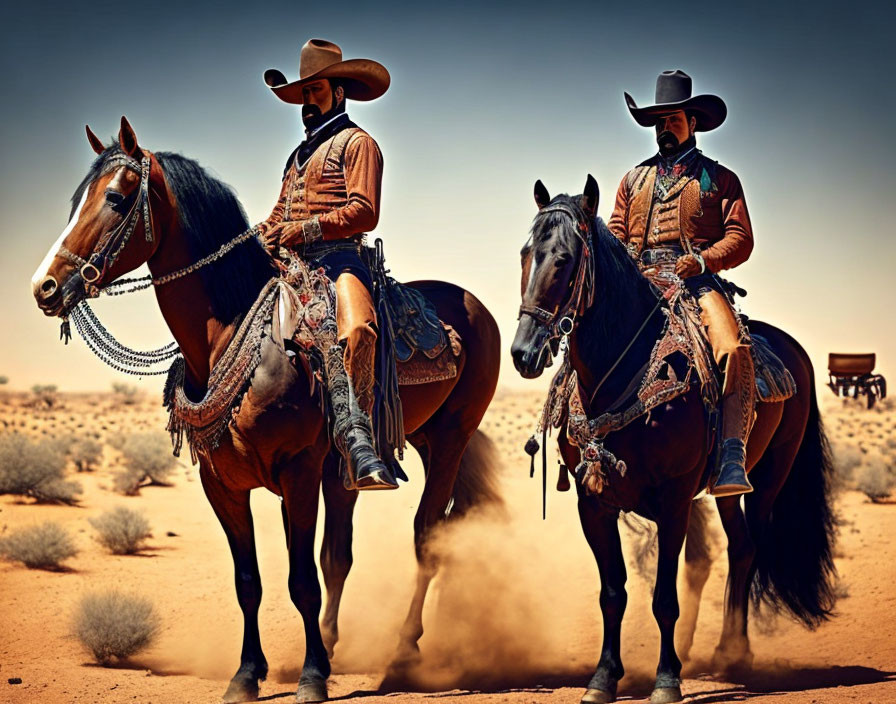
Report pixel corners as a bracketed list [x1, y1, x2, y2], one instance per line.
[381, 278, 462, 385]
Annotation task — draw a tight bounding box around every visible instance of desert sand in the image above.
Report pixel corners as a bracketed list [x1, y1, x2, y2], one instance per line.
[1, 388, 894, 704]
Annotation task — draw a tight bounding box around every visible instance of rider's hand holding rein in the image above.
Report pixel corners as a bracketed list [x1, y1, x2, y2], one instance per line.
[674, 254, 704, 278]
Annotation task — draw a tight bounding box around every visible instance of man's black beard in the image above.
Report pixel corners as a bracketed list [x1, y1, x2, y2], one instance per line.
[657, 130, 680, 157]
[657, 132, 696, 159]
[302, 97, 346, 132]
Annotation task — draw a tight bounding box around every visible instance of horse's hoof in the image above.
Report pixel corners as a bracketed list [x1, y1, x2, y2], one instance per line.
[712, 644, 754, 673]
[221, 681, 259, 703]
[296, 680, 328, 703]
[581, 688, 616, 703]
[649, 686, 683, 704]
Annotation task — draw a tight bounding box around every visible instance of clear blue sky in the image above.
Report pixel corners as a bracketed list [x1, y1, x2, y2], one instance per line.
[1, 0, 893, 391]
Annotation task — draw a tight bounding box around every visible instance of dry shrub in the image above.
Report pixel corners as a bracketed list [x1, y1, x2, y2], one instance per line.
[29, 384, 59, 409]
[854, 456, 895, 502]
[0, 433, 82, 504]
[0, 521, 78, 569]
[89, 506, 152, 554]
[113, 431, 177, 495]
[73, 590, 160, 664]
[111, 383, 140, 405]
[70, 438, 103, 472]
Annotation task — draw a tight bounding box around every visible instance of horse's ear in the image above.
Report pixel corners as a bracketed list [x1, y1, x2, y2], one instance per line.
[85, 125, 104, 155]
[534, 179, 551, 209]
[581, 173, 599, 218]
[118, 115, 140, 157]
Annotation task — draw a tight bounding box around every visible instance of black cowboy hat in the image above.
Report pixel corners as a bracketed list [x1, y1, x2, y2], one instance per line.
[264, 39, 390, 105]
[624, 70, 727, 132]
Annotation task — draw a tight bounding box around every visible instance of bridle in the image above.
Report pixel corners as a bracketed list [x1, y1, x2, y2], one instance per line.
[58, 152, 155, 296]
[54, 149, 260, 376]
[518, 202, 595, 343]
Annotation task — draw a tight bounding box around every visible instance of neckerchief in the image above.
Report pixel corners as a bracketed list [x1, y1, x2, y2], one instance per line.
[655, 136, 700, 200]
[282, 112, 357, 178]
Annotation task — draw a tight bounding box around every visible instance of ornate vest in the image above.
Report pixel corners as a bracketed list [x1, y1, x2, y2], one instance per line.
[281, 127, 360, 225]
[624, 164, 706, 253]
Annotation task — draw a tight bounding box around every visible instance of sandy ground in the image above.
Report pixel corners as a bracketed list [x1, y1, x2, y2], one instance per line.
[1, 389, 895, 704]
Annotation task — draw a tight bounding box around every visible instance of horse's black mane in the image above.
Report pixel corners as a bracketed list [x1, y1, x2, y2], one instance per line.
[531, 194, 655, 342]
[74, 143, 274, 324]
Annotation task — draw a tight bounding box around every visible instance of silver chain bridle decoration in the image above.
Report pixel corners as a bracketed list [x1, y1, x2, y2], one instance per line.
[58, 150, 260, 376]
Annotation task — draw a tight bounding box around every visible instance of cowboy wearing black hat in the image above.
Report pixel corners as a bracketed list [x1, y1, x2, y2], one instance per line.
[608, 70, 756, 497]
[255, 39, 398, 490]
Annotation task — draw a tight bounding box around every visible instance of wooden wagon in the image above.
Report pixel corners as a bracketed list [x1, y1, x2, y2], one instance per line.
[827, 353, 887, 409]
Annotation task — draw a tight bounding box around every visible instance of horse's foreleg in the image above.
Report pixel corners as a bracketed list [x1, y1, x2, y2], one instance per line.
[281, 453, 331, 703]
[712, 495, 756, 672]
[578, 494, 627, 704]
[320, 451, 358, 659]
[650, 504, 690, 704]
[201, 470, 268, 703]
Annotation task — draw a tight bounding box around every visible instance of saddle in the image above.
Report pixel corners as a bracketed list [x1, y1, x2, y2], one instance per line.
[532, 271, 796, 496]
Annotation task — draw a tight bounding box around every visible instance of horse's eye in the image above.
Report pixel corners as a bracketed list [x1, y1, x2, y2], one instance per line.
[105, 188, 125, 206]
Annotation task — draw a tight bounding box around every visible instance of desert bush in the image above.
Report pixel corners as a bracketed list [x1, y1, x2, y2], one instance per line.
[70, 438, 103, 472]
[0, 375, 8, 385]
[113, 431, 177, 495]
[89, 507, 152, 554]
[30, 384, 59, 408]
[854, 457, 895, 502]
[831, 439, 863, 485]
[0, 521, 78, 569]
[0, 433, 82, 504]
[73, 590, 160, 664]
[111, 383, 140, 405]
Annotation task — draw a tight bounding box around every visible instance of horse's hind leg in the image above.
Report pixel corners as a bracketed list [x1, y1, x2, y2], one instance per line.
[201, 469, 268, 703]
[712, 495, 756, 672]
[280, 451, 331, 702]
[320, 450, 358, 658]
[578, 494, 627, 704]
[676, 498, 720, 662]
[390, 428, 468, 670]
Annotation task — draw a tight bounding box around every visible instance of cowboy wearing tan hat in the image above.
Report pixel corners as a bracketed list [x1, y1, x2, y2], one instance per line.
[607, 70, 756, 497]
[255, 39, 397, 490]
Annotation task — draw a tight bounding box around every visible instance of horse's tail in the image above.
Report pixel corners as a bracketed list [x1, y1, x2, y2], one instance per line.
[448, 430, 504, 518]
[751, 375, 838, 628]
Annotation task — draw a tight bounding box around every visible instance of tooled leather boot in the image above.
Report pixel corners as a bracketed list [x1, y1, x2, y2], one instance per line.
[324, 344, 398, 491]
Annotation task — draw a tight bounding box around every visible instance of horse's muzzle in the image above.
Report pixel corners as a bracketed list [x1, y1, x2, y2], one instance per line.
[511, 318, 551, 379]
[34, 272, 85, 317]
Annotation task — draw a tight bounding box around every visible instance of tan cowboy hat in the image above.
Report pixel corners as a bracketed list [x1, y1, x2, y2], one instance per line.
[263, 39, 390, 104]
[625, 70, 727, 132]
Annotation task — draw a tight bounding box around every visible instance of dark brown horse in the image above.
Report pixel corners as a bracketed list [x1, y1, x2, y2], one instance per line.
[510, 177, 836, 704]
[32, 117, 501, 703]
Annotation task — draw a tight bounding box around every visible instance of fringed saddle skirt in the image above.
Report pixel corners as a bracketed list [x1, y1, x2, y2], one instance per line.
[164, 256, 462, 462]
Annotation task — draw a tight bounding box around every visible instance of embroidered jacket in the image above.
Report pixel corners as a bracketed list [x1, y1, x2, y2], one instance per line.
[607, 151, 753, 273]
[257, 126, 383, 245]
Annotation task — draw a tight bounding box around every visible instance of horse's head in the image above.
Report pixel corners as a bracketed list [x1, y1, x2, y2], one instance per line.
[511, 175, 599, 378]
[31, 117, 168, 317]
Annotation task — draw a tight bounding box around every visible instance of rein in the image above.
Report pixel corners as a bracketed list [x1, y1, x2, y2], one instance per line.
[58, 150, 260, 376]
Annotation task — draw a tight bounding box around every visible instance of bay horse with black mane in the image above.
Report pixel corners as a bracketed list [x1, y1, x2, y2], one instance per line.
[511, 176, 836, 704]
[31, 117, 501, 703]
